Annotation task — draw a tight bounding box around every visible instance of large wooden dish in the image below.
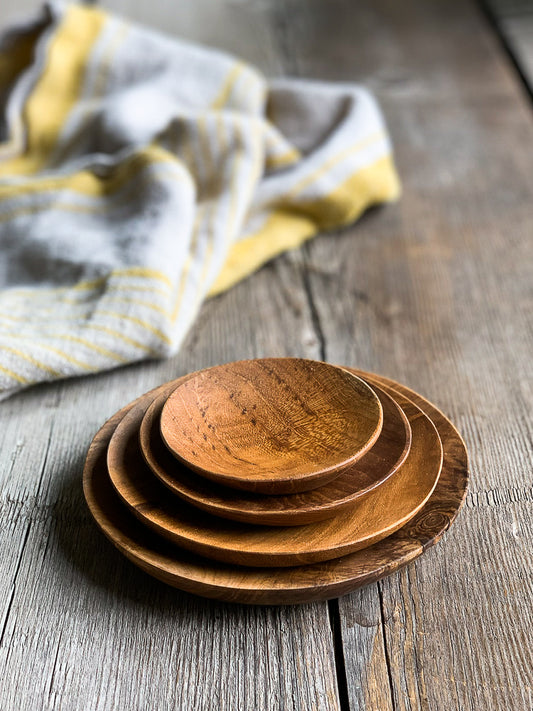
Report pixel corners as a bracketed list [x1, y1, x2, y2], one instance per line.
[83, 371, 469, 604]
[106, 383, 442, 567]
[140, 382, 411, 525]
[159, 359, 383, 494]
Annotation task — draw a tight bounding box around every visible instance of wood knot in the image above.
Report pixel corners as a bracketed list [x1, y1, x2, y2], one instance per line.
[408, 509, 450, 538]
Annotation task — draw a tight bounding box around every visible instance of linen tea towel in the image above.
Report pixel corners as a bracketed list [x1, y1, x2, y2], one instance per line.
[0, 2, 400, 400]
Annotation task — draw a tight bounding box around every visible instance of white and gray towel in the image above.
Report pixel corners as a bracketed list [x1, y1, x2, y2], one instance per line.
[0, 2, 400, 399]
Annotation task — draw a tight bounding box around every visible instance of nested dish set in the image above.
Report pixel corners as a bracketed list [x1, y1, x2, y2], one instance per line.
[83, 358, 468, 605]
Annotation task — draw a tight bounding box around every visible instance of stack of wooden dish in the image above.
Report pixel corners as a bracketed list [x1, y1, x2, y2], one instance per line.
[83, 358, 468, 605]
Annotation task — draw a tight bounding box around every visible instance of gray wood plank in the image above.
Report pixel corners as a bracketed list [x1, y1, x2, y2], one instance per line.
[483, 0, 533, 95]
[0, 255, 342, 711]
[333, 587, 394, 711]
[276, 0, 533, 708]
[0, 1, 342, 706]
[487, 5, 533, 95]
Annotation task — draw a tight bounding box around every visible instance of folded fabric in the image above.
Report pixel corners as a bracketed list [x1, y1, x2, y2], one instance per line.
[0, 2, 400, 400]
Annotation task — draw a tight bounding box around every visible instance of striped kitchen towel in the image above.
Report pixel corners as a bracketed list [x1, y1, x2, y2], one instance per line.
[0, 2, 400, 400]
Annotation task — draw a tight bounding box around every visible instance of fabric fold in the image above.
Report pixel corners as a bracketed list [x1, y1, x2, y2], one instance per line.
[0, 1, 400, 399]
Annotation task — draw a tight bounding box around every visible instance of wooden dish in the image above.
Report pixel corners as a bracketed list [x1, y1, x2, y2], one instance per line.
[159, 358, 383, 494]
[140, 382, 411, 526]
[106, 385, 442, 567]
[83, 371, 469, 605]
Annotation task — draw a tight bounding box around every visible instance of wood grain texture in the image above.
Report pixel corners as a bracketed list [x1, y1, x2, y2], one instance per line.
[160, 359, 383, 494]
[0, 0, 531, 707]
[84, 372, 466, 603]
[277, 0, 533, 708]
[106, 375, 442, 567]
[0, 5, 342, 708]
[141, 380, 411, 526]
[0, 271, 341, 711]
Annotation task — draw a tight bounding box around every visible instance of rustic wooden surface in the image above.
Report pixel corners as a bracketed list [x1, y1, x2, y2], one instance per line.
[0, 0, 532, 709]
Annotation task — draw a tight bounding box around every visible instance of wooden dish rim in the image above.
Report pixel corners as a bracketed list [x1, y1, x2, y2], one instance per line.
[158, 358, 384, 493]
[139, 380, 412, 525]
[83, 369, 469, 604]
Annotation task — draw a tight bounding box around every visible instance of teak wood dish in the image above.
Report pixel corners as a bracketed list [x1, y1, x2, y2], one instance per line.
[107, 380, 442, 567]
[83, 370, 469, 605]
[140, 382, 411, 526]
[159, 359, 383, 494]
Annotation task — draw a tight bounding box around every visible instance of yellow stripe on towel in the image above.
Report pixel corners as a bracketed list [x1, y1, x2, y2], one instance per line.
[0, 145, 184, 203]
[0, 346, 62, 377]
[0, 5, 107, 176]
[211, 62, 245, 110]
[0, 363, 30, 384]
[210, 155, 400, 295]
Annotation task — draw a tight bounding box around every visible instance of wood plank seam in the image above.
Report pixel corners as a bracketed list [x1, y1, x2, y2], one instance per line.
[299, 244, 354, 708]
[0, 523, 31, 649]
[277, 0, 398, 700]
[46, 635, 63, 706]
[0, 419, 56, 649]
[327, 599, 351, 711]
[403, 565, 429, 707]
[478, 0, 533, 100]
[377, 581, 397, 710]
[302, 245, 327, 361]
[276, 0, 397, 703]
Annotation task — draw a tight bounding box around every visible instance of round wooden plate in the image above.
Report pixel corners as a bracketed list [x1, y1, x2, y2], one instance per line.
[106, 383, 442, 567]
[159, 359, 383, 494]
[140, 382, 411, 526]
[83, 371, 469, 605]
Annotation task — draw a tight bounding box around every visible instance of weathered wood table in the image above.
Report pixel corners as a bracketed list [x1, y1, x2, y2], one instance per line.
[1, 1, 532, 709]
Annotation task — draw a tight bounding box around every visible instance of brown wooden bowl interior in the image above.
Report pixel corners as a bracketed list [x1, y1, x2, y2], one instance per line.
[106, 384, 441, 567]
[140, 381, 411, 526]
[159, 358, 383, 494]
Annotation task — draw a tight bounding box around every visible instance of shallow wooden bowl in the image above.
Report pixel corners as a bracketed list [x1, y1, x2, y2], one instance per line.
[107, 385, 441, 567]
[159, 358, 383, 494]
[140, 382, 411, 526]
[83, 371, 469, 605]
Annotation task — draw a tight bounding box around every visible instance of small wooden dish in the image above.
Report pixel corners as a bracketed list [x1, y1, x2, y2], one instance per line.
[140, 382, 411, 525]
[107, 387, 441, 567]
[83, 371, 468, 605]
[159, 358, 383, 494]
